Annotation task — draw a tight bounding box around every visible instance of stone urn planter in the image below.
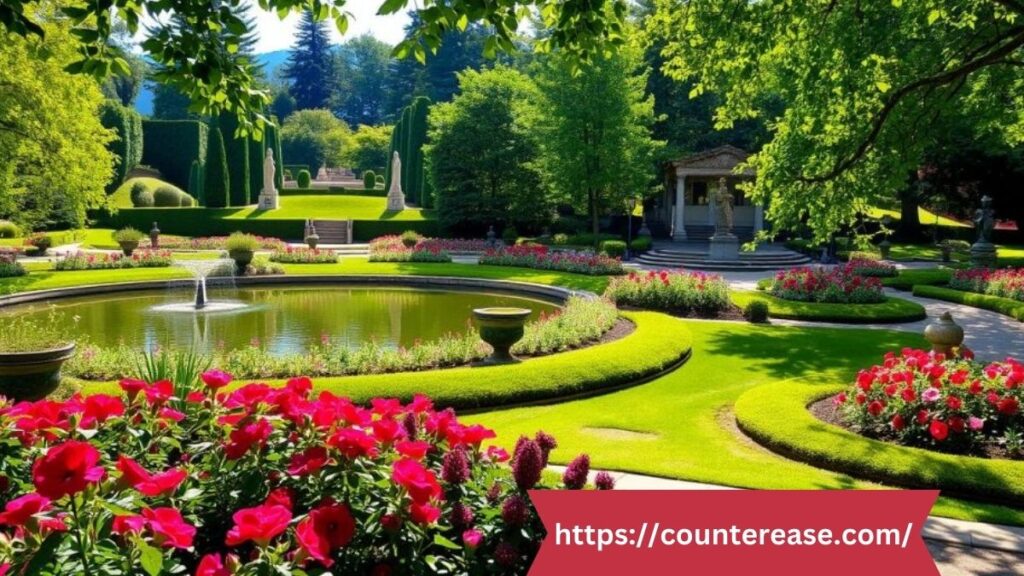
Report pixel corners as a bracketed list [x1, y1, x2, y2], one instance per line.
[305, 234, 320, 249]
[924, 312, 964, 356]
[119, 240, 139, 256]
[228, 249, 254, 273]
[0, 343, 76, 401]
[473, 307, 532, 364]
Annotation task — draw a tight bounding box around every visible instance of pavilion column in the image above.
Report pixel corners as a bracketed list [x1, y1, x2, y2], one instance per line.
[754, 203, 765, 233]
[673, 173, 687, 240]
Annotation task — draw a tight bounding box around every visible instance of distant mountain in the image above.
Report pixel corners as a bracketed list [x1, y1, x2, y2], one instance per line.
[135, 50, 292, 116]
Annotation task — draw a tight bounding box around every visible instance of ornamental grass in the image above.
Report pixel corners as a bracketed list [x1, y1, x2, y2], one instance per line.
[604, 270, 730, 316]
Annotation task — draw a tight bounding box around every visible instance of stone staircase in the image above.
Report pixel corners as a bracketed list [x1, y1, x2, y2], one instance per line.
[679, 225, 755, 242]
[636, 243, 811, 271]
[310, 220, 353, 244]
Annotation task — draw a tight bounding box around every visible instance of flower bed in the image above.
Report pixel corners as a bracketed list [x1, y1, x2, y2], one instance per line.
[950, 268, 1024, 302]
[420, 238, 493, 253]
[604, 270, 730, 315]
[368, 236, 452, 263]
[68, 297, 619, 381]
[149, 235, 286, 251]
[268, 246, 339, 264]
[479, 246, 623, 276]
[835, 348, 1024, 455]
[769, 265, 885, 303]
[53, 250, 173, 271]
[0, 372, 611, 574]
[846, 257, 897, 278]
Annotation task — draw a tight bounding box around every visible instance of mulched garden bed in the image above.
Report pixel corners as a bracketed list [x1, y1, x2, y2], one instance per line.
[809, 395, 1022, 461]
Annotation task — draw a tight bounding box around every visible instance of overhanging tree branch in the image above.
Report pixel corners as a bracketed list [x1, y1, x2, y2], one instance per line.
[798, 27, 1024, 183]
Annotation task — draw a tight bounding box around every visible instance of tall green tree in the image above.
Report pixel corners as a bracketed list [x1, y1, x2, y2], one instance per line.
[284, 11, 335, 110]
[333, 34, 392, 126]
[344, 124, 393, 174]
[655, 0, 1024, 241]
[0, 6, 113, 230]
[427, 67, 549, 236]
[280, 109, 350, 170]
[535, 37, 661, 239]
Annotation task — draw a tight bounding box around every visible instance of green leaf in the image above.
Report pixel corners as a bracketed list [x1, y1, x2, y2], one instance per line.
[433, 534, 462, 550]
[139, 541, 163, 576]
[377, 0, 405, 16]
[24, 532, 64, 574]
[927, 9, 941, 24]
[875, 80, 891, 93]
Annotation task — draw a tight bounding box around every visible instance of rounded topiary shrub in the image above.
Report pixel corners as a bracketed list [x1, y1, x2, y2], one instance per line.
[153, 186, 184, 207]
[630, 236, 653, 253]
[129, 182, 153, 207]
[0, 220, 20, 239]
[179, 194, 195, 207]
[600, 240, 627, 258]
[297, 169, 311, 188]
[743, 300, 770, 323]
[376, 174, 384, 185]
[502, 226, 518, 246]
[363, 170, 377, 189]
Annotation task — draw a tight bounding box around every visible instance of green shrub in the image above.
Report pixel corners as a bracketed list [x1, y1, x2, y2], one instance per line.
[502, 226, 518, 245]
[284, 169, 293, 180]
[568, 233, 619, 247]
[940, 239, 971, 252]
[113, 227, 145, 243]
[599, 240, 627, 258]
[25, 233, 52, 254]
[375, 174, 384, 185]
[219, 111, 250, 207]
[629, 236, 653, 253]
[0, 261, 26, 278]
[400, 230, 421, 248]
[179, 194, 195, 207]
[204, 123, 230, 208]
[0, 220, 20, 239]
[552, 233, 569, 245]
[743, 300, 769, 323]
[129, 181, 151, 207]
[99, 100, 143, 191]
[363, 170, 376, 189]
[188, 160, 204, 205]
[848, 250, 880, 261]
[296, 169, 311, 188]
[224, 231, 260, 252]
[140, 119, 207, 190]
[153, 185, 183, 207]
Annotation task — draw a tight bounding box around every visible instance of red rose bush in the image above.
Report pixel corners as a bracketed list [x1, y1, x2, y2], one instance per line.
[837, 348, 1024, 454]
[479, 245, 623, 276]
[368, 235, 453, 263]
[0, 372, 610, 574]
[950, 267, 1024, 302]
[604, 270, 730, 315]
[846, 257, 897, 278]
[770, 265, 885, 304]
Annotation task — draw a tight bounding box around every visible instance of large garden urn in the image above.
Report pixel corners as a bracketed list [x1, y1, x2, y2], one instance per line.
[0, 343, 75, 400]
[924, 312, 964, 356]
[229, 249, 254, 273]
[119, 240, 139, 257]
[473, 307, 532, 364]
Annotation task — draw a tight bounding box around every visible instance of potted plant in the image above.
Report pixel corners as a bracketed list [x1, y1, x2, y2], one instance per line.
[113, 227, 145, 256]
[938, 239, 969, 263]
[0, 310, 76, 400]
[400, 230, 421, 249]
[225, 232, 259, 273]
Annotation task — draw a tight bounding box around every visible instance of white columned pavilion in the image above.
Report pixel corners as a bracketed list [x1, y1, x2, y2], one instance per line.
[664, 145, 762, 241]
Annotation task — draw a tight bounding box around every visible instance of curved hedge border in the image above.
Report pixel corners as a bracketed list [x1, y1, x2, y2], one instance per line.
[913, 285, 1024, 322]
[882, 268, 953, 291]
[730, 290, 927, 323]
[84, 311, 692, 411]
[734, 381, 1024, 506]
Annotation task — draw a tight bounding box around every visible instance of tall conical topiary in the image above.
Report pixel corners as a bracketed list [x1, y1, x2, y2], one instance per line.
[248, 133, 264, 203]
[219, 111, 250, 207]
[384, 97, 431, 206]
[188, 160, 205, 206]
[204, 122, 230, 208]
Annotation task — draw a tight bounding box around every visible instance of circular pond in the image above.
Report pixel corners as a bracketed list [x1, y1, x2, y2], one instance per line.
[1, 285, 558, 355]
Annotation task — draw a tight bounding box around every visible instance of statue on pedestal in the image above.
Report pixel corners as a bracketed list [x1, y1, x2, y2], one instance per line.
[386, 151, 406, 211]
[712, 177, 734, 238]
[970, 195, 998, 268]
[258, 148, 279, 210]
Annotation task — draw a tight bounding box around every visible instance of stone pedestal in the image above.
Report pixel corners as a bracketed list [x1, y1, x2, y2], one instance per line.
[970, 242, 997, 268]
[708, 234, 740, 261]
[258, 191, 279, 210]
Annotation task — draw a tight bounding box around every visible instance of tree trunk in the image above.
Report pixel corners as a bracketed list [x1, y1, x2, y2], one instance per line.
[897, 186, 923, 241]
[590, 188, 600, 248]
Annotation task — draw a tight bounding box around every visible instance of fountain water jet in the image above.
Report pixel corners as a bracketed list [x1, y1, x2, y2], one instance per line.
[151, 259, 248, 313]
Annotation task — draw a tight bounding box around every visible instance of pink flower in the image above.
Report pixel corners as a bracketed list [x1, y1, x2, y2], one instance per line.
[32, 441, 106, 499]
[0, 493, 51, 526]
[142, 507, 196, 549]
[288, 447, 329, 476]
[391, 458, 441, 504]
[462, 528, 483, 549]
[201, 370, 233, 390]
[969, 416, 985, 431]
[196, 554, 233, 576]
[225, 504, 292, 547]
[295, 501, 355, 567]
[921, 388, 941, 403]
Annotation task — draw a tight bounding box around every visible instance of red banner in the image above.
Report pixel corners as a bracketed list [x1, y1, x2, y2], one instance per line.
[528, 490, 939, 575]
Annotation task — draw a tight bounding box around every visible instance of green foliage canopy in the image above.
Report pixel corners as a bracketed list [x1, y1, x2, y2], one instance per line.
[280, 109, 351, 170]
[654, 0, 1024, 242]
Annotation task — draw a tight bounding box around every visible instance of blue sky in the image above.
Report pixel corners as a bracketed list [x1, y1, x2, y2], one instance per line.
[248, 1, 410, 52]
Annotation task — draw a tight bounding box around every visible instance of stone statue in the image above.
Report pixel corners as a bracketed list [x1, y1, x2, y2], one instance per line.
[258, 148, 279, 210]
[386, 151, 406, 211]
[974, 195, 995, 245]
[712, 177, 734, 236]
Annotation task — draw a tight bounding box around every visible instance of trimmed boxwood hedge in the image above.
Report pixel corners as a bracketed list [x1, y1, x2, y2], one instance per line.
[99, 100, 143, 192]
[913, 285, 1024, 321]
[96, 208, 440, 241]
[141, 120, 207, 191]
[730, 290, 927, 323]
[734, 381, 1024, 506]
[882, 268, 953, 291]
[84, 311, 691, 411]
[327, 187, 388, 197]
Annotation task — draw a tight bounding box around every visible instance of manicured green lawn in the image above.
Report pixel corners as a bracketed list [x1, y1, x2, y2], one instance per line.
[882, 267, 953, 290]
[886, 243, 1024, 265]
[222, 195, 433, 221]
[0, 259, 610, 296]
[868, 207, 968, 228]
[472, 320, 1024, 525]
[730, 290, 927, 323]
